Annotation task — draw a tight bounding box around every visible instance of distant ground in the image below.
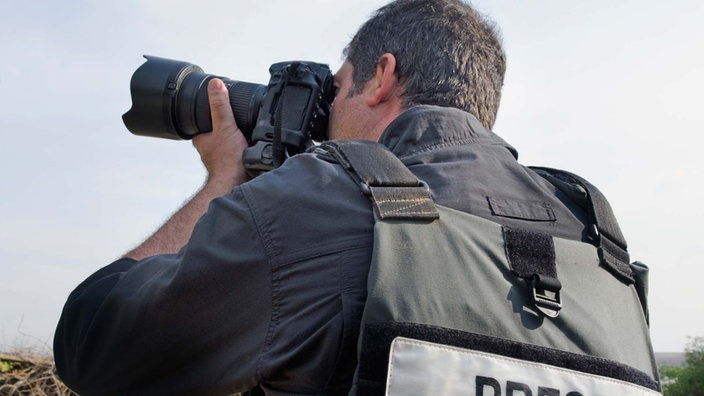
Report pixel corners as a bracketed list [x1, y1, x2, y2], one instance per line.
[655, 352, 686, 367]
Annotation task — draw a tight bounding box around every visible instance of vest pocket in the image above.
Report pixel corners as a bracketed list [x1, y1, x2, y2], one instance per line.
[488, 196, 556, 222]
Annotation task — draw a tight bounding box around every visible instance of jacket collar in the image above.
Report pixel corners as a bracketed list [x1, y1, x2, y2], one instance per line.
[378, 105, 518, 160]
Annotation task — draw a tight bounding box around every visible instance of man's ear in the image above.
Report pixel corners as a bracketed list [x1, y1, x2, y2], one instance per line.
[366, 53, 399, 107]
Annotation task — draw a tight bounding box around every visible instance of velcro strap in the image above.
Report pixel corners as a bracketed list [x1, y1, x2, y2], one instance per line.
[503, 226, 562, 318]
[503, 227, 557, 279]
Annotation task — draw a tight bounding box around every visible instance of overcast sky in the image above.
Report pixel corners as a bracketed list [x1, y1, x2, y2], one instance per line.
[1, 0, 702, 354]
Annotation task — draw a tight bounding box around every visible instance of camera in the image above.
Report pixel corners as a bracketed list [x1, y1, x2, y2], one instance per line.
[122, 55, 336, 176]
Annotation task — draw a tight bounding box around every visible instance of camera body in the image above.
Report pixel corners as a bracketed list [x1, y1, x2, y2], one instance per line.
[122, 56, 336, 176]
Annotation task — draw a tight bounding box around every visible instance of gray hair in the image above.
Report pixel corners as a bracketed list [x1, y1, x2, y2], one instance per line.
[344, 0, 506, 129]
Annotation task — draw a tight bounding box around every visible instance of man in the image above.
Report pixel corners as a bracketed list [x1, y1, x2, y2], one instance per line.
[55, 0, 589, 394]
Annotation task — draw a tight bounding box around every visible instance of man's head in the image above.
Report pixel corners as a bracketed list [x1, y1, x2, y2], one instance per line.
[340, 0, 506, 133]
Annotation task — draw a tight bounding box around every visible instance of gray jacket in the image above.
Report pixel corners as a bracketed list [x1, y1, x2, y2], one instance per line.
[54, 105, 587, 395]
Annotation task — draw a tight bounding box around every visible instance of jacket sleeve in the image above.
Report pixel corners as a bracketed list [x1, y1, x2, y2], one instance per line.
[53, 187, 272, 396]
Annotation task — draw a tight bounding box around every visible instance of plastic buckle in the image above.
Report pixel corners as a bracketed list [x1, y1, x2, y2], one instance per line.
[530, 274, 562, 318]
[360, 180, 430, 196]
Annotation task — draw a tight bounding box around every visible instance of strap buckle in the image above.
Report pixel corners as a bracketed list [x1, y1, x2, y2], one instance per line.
[359, 180, 430, 196]
[530, 274, 562, 318]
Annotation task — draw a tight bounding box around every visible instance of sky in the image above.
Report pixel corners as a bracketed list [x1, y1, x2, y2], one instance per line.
[0, 0, 702, 354]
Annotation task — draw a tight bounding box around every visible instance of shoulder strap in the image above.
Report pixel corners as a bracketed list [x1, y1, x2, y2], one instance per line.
[529, 167, 634, 284]
[318, 141, 438, 221]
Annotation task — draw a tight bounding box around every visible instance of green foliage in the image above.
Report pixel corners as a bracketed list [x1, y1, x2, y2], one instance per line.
[660, 336, 704, 396]
[1, 359, 19, 373]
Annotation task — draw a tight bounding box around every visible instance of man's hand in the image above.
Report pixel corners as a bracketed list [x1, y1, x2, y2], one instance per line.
[193, 78, 249, 191]
[124, 78, 249, 260]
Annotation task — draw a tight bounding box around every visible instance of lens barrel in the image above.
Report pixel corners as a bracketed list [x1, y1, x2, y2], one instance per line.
[122, 55, 265, 140]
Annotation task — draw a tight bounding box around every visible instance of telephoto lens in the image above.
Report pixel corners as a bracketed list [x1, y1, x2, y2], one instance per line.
[122, 55, 265, 141]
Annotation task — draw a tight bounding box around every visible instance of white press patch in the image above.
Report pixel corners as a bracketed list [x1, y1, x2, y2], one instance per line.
[385, 337, 661, 396]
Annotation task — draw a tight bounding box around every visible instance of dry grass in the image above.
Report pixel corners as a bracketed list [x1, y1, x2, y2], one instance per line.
[0, 351, 76, 396]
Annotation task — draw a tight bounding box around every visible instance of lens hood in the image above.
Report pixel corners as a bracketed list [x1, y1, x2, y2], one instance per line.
[122, 55, 203, 140]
